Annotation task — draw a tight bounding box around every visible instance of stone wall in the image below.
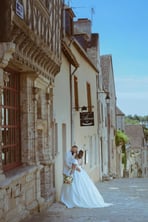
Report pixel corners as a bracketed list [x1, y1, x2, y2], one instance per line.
[0, 166, 45, 222]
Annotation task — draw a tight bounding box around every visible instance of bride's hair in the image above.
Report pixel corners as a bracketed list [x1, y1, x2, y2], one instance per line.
[77, 150, 83, 159]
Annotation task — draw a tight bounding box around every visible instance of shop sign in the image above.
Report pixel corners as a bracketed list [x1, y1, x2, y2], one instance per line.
[80, 112, 94, 127]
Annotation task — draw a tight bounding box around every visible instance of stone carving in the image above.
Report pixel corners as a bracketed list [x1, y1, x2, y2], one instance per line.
[10, 0, 62, 78]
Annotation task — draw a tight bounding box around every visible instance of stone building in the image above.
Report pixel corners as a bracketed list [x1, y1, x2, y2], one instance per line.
[0, 1, 63, 221]
[116, 106, 125, 132]
[125, 125, 147, 178]
[100, 55, 117, 178]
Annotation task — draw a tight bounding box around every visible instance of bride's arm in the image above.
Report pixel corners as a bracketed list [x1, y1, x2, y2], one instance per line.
[70, 159, 81, 174]
[77, 158, 84, 169]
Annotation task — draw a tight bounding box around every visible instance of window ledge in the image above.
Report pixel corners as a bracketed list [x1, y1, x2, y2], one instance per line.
[0, 165, 42, 188]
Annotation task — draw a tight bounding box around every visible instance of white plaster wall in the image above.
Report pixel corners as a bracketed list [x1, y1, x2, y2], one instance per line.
[53, 53, 72, 200]
[70, 42, 100, 180]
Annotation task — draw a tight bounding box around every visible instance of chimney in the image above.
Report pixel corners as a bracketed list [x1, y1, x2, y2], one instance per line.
[74, 18, 92, 41]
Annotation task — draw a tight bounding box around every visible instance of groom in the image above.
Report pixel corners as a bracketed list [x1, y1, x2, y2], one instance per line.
[63, 145, 80, 178]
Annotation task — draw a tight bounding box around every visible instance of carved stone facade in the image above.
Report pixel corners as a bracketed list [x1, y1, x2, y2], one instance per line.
[0, 1, 63, 221]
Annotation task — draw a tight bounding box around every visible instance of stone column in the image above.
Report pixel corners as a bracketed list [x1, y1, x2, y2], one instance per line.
[0, 42, 15, 181]
[20, 72, 39, 165]
[39, 83, 56, 200]
[46, 87, 53, 161]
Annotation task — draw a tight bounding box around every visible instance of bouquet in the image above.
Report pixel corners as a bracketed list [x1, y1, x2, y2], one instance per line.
[63, 174, 73, 184]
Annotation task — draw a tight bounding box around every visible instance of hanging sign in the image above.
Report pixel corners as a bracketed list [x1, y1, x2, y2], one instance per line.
[80, 112, 94, 127]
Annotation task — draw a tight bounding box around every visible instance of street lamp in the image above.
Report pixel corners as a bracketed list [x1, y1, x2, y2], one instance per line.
[105, 92, 110, 102]
[97, 90, 110, 101]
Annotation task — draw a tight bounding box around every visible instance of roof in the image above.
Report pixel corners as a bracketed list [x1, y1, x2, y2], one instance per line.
[64, 6, 76, 18]
[116, 106, 125, 116]
[125, 125, 145, 148]
[62, 40, 79, 68]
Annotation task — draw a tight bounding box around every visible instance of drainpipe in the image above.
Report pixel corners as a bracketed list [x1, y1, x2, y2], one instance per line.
[70, 65, 78, 146]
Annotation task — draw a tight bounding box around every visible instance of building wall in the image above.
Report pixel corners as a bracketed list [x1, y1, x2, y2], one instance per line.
[53, 38, 100, 199]
[142, 146, 148, 177]
[70, 41, 100, 182]
[116, 115, 125, 131]
[53, 53, 72, 200]
[101, 55, 117, 177]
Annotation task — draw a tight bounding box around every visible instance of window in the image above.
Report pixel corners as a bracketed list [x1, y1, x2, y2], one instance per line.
[37, 95, 42, 119]
[1, 72, 21, 171]
[86, 82, 92, 112]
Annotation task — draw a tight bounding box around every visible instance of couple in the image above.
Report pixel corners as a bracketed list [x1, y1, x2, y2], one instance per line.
[60, 145, 112, 208]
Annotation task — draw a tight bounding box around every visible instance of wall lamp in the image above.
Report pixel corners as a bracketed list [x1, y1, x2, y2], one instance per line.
[97, 90, 110, 103]
[73, 105, 94, 112]
[105, 92, 110, 103]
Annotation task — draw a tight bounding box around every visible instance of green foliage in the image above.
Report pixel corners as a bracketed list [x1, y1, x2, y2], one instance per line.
[125, 115, 148, 126]
[115, 130, 128, 171]
[125, 117, 139, 125]
[143, 127, 148, 142]
[115, 130, 129, 146]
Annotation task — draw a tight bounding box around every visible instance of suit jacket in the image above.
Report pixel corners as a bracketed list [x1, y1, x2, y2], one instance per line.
[63, 151, 75, 176]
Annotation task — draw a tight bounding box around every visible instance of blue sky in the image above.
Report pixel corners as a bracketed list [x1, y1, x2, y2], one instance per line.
[65, 0, 148, 116]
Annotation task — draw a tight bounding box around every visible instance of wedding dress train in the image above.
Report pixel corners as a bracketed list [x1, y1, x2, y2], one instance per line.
[60, 161, 112, 208]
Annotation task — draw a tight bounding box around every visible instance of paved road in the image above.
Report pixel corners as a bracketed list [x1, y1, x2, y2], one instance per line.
[22, 178, 148, 222]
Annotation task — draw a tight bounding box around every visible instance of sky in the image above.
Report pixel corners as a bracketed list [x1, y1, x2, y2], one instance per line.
[65, 0, 148, 116]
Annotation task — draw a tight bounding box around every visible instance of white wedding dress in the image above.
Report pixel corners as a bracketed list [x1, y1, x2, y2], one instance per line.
[60, 159, 112, 208]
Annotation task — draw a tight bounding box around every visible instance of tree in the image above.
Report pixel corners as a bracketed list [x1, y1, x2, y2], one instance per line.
[115, 130, 129, 146]
[125, 117, 139, 125]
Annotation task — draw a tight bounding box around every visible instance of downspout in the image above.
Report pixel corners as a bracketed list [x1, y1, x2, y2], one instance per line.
[70, 65, 78, 146]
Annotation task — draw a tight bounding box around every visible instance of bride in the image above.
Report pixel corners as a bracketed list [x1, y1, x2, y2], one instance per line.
[60, 150, 112, 208]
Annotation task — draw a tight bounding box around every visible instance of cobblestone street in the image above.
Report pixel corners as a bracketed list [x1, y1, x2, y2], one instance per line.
[22, 178, 148, 222]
